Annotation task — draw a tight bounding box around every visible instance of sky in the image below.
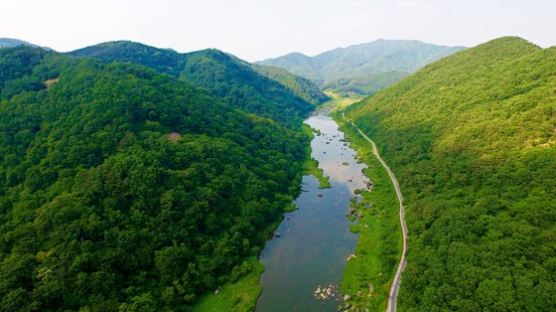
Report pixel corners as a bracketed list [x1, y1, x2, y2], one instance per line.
[1, 0, 555, 61]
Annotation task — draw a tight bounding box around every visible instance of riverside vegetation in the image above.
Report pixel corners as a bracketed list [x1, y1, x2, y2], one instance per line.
[335, 115, 401, 311]
[192, 123, 331, 312]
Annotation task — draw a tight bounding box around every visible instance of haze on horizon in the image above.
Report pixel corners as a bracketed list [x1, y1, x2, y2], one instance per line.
[1, 0, 555, 61]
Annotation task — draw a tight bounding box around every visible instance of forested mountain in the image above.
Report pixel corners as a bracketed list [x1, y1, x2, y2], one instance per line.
[250, 64, 329, 105]
[259, 39, 464, 95]
[0, 46, 310, 311]
[69, 41, 183, 76]
[178, 49, 316, 124]
[344, 37, 556, 311]
[0, 38, 36, 49]
[0, 38, 49, 50]
[70, 41, 328, 123]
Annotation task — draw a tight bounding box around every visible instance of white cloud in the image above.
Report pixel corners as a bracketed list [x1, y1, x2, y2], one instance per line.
[396, 0, 418, 7]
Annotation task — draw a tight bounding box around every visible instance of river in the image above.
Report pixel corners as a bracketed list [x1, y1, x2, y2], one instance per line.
[255, 111, 370, 311]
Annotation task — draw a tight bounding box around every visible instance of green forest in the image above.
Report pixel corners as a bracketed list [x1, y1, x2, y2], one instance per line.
[0, 46, 314, 311]
[69, 41, 327, 125]
[2, 32, 555, 312]
[345, 37, 556, 311]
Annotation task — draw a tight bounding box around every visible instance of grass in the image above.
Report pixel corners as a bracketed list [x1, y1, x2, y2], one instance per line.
[323, 89, 364, 112]
[335, 113, 402, 311]
[302, 124, 331, 188]
[192, 258, 264, 312]
[303, 157, 331, 189]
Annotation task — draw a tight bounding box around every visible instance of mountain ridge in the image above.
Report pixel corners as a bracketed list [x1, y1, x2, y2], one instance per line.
[259, 39, 465, 94]
[0, 37, 51, 50]
[69, 41, 328, 119]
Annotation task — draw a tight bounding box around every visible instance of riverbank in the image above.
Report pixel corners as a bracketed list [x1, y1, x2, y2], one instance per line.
[191, 95, 400, 312]
[193, 258, 263, 312]
[335, 113, 401, 311]
[255, 112, 366, 311]
[303, 124, 332, 188]
[191, 121, 317, 312]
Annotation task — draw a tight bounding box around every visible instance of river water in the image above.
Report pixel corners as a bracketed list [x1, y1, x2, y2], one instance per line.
[255, 112, 370, 312]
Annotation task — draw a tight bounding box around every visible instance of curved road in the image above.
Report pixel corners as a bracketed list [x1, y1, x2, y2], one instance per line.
[342, 113, 408, 312]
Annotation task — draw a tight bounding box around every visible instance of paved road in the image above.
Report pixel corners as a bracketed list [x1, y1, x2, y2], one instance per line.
[342, 114, 408, 312]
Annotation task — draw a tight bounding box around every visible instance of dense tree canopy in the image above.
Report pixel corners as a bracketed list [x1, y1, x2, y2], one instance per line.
[0, 46, 310, 311]
[345, 37, 556, 311]
[178, 49, 315, 125]
[69, 41, 327, 125]
[250, 64, 329, 105]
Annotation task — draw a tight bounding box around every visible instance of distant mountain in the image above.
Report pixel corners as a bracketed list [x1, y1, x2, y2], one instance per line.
[259, 39, 464, 94]
[0, 38, 34, 48]
[0, 38, 50, 50]
[70, 41, 328, 123]
[345, 37, 556, 310]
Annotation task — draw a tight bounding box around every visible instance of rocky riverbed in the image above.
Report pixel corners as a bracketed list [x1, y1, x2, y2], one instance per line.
[256, 112, 371, 312]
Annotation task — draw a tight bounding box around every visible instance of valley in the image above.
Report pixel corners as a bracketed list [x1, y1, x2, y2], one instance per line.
[0, 29, 555, 312]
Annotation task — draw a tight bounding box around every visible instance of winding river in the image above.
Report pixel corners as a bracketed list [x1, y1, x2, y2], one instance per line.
[255, 111, 370, 311]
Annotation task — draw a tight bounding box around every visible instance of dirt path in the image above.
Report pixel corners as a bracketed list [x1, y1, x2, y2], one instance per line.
[342, 113, 408, 312]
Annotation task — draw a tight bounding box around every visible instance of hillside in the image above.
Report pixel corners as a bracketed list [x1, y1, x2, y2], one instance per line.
[69, 41, 328, 123]
[259, 39, 464, 95]
[178, 49, 315, 124]
[69, 41, 183, 76]
[251, 64, 329, 105]
[0, 46, 309, 311]
[0, 38, 36, 49]
[344, 37, 556, 310]
[0, 38, 49, 50]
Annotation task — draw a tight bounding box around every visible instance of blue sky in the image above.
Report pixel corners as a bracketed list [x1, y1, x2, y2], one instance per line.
[1, 0, 555, 61]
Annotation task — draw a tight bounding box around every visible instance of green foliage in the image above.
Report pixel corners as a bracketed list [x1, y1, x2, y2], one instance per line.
[301, 125, 331, 189]
[69, 41, 184, 77]
[193, 258, 263, 312]
[0, 47, 310, 311]
[251, 64, 329, 105]
[0, 38, 40, 49]
[179, 49, 314, 125]
[336, 117, 401, 311]
[322, 90, 364, 112]
[326, 71, 408, 95]
[303, 157, 331, 189]
[345, 37, 556, 311]
[69, 41, 326, 126]
[0, 46, 56, 99]
[259, 39, 464, 95]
